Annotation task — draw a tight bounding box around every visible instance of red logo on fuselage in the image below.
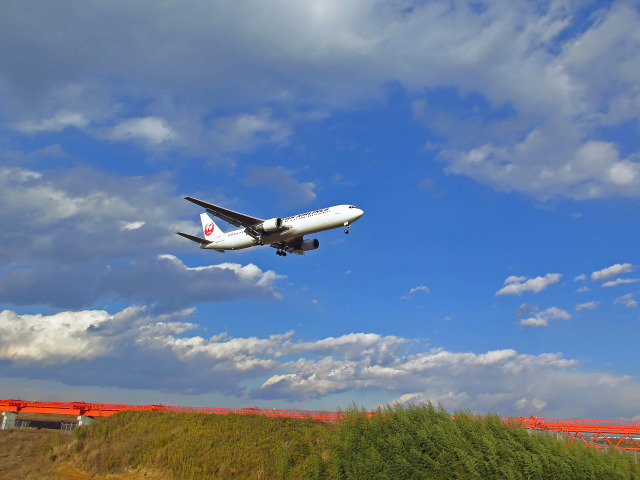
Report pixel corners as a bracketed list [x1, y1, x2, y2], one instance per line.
[204, 222, 215, 236]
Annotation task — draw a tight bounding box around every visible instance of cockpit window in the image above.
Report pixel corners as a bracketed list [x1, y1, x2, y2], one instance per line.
[349, 205, 357, 208]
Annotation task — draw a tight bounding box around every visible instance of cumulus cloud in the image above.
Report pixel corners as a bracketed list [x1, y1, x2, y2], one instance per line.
[434, 3, 640, 200]
[614, 293, 638, 308]
[253, 346, 570, 402]
[575, 301, 599, 312]
[120, 221, 145, 231]
[519, 307, 570, 327]
[2, 305, 640, 417]
[602, 278, 640, 288]
[105, 116, 177, 146]
[254, 346, 586, 414]
[15, 110, 89, 133]
[496, 273, 561, 296]
[2, 2, 639, 199]
[100, 255, 284, 311]
[589, 263, 638, 288]
[245, 166, 316, 206]
[0, 166, 285, 310]
[0, 165, 186, 264]
[0, 255, 284, 311]
[401, 285, 430, 300]
[0, 309, 111, 363]
[442, 137, 640, 200]
[591, 263, 635, 282]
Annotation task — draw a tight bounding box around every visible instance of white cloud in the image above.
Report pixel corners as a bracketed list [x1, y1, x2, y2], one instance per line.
[392, 393, 422, 405]
[0, 164, 182, 260]
[575, 301, 599, 312]
[504, 275, 528, 285]
[99, 255, 285, 310]
[3, 305, 640, 417]
[442, 137, 640, 200]
[435, 3, 640, 200]
[1, 2, 638, 199]
[106, 116, 176, 146]
[514, 397, 547, 412]
[0, 166, 175, 229]
[591, 263, 635, 281]
[574, 274, 587, 281]
[0, 166, 285, 309]
[614, 293, 638, 308]
[15, 110, 89, 133]
[496, 273, 561, 296]
[602, 278, 640, 288]
[0, 309, 110, 362]
[519, 307, 570, 327]
[120, 221, 145, 231]
[401, 285, 430, 300]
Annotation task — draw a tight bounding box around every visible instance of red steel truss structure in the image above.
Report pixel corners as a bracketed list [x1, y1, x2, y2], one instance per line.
[518, 415, 640, 452]
[2, 399, 639, 451]
[0, 399, 343, 421]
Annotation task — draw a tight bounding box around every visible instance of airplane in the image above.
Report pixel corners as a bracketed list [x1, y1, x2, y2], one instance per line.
[177, 196, 364, 256]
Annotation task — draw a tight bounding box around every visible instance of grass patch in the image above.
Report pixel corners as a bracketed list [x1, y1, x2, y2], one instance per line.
[0, 428, 73, 480]
[72, 411, 333, 479]
[4, 404, 640, 479]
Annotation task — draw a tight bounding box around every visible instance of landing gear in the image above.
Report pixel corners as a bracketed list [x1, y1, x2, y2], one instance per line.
[344, 222, 351, 234]
[276, 250, 287, 257]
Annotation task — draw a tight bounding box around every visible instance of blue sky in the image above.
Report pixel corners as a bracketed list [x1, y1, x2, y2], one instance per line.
[1, 0, 639, 419]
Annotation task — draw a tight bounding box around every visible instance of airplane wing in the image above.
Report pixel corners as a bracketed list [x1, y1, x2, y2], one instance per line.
[184, 196, 264, 228]
[270, 236, 305, 255]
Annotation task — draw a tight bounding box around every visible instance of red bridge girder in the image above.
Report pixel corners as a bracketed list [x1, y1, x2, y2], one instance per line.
[515, 415, 640, 451]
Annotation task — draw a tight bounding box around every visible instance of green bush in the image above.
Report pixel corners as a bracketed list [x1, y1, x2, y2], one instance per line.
[330, 404, 640, 480]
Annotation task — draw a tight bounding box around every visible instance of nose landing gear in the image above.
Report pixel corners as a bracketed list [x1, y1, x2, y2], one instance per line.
[344, 222, 351, 234]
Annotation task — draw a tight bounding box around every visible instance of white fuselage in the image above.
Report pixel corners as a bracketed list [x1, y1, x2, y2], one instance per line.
[203, 205, 363, 251]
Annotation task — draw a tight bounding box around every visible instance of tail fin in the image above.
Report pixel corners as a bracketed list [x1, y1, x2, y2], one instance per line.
[200, 213, 223, 241]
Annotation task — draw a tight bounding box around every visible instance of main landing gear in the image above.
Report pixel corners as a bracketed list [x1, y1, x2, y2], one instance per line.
[276, 250, 287, 256]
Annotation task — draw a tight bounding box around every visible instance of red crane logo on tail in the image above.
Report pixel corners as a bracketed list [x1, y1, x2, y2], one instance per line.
[205, 222, 215, 236]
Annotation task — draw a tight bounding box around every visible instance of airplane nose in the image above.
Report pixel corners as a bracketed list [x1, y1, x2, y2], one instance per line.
[354, 208, 364, 220]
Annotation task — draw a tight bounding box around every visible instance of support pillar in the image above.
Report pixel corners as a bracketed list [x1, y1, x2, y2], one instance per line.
[77, 415, 93, 426]
[1, 412, 17, 430]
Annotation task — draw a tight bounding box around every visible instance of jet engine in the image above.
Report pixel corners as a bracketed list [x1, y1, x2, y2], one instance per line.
[258, 217, 283, 232]
[299, 238, 319, 251]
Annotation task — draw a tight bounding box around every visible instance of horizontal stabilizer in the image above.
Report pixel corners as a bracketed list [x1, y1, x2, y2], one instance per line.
[176, 232, 210, 245]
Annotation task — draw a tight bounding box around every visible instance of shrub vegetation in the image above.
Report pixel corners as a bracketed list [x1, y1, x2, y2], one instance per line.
[44, 403, 640, 479]
[332, 403, 640, 480]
